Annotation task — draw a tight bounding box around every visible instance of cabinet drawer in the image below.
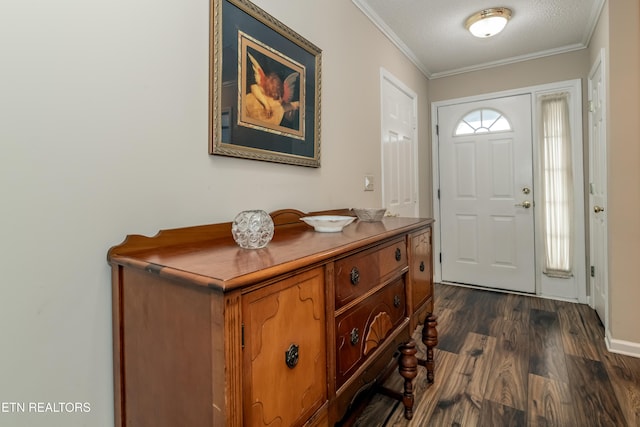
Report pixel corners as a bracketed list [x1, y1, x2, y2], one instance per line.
[335, 278, 406, 388]
[410, 228, 432, 312]
[335, 238, 407, 309]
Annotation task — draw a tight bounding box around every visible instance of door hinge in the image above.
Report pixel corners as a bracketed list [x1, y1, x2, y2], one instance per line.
[436, 124, 439, 136]
[588, 100, 595, 113]
[590, 266, 595, 277]
[437, 188, 440, 199]
[241, 323, 245, 349]
[439, 252, 442, 263]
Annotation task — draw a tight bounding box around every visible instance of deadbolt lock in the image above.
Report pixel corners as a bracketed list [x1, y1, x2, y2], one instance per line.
[522, 187, 531, 195]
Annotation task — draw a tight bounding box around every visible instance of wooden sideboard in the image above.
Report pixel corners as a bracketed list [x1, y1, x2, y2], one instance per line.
[107, 208, 436, 426]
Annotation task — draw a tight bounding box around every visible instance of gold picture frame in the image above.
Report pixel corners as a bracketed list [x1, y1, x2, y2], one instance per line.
[210, 0, 322, 167]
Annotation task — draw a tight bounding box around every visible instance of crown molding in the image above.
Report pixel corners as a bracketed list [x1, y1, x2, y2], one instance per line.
[352, 0, 605, 80]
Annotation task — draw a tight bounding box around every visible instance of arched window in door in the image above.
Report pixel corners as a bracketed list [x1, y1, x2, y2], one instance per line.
[454, 108, 511, 135]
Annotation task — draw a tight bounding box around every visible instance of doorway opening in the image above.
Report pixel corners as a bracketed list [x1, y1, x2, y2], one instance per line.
[380, 68, 419, 218]
[432, 80, 586, 301]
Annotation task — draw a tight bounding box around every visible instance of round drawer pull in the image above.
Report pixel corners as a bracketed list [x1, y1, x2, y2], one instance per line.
[350, 328, 360, 346]
[285, 344, 299, 369]
[395, 248, 402, 261]
[350, 267, 360, 285]
[393, 295, 401, 308]
[419, 261, 425, 272]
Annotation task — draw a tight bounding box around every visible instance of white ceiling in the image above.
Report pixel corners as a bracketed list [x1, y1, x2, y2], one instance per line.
[353, 0, 605, 79]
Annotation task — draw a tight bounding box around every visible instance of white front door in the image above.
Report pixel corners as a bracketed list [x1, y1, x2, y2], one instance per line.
[589, 50, 608, 327]
[437, 94, 535, 293]
[380, 69, 418, 217]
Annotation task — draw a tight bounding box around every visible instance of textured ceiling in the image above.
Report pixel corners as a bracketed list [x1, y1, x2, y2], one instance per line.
[353, 0, 605, 78]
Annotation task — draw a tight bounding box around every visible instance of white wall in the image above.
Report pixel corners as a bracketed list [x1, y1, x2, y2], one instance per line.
[604, 0, 640, 351]
[585, 0, 640, 355]
[0, 1, 429, 425]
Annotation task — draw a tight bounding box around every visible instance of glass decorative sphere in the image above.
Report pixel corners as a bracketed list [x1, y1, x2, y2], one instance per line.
[231, 210, 274, 249]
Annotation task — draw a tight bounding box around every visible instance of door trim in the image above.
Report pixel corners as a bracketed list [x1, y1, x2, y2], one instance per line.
[432, 80, 586, 302]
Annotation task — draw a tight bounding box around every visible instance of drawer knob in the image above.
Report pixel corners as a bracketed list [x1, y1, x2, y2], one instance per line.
[394, 295, 401, 308]
[395, 248, 402, 261]
[285, 344, 299, 369]
[419, 261, 425, 272]
[350, 328, 360, 346]
[350, 267, 360, 285]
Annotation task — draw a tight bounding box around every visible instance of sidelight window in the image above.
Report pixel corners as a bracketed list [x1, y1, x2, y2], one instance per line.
[539, 93, 573, 278]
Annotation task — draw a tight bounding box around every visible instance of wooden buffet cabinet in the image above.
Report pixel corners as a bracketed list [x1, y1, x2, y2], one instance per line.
[108, 209, 436, 427]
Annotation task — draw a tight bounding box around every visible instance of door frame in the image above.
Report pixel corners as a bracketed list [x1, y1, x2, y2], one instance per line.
[431, 80, 587, 302]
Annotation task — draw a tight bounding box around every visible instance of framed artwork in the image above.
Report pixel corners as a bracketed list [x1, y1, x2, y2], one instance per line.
[210, 0, 322, 167]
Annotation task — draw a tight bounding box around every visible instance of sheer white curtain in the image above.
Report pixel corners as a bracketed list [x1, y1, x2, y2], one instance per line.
[540, 93, 573, 278]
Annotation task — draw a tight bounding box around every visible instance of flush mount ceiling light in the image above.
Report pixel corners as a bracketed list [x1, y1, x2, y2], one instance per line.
[466, 7, 512, 38]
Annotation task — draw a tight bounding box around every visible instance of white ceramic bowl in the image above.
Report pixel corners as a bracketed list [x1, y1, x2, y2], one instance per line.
[300, 215, 356, 232]
[351, 208, 387, 222]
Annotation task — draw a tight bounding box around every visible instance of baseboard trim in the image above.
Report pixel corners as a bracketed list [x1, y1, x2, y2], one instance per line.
[605, 329, 640, 358]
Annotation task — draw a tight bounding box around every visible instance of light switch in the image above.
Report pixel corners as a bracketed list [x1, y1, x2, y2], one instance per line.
[364, 175, 374, 191]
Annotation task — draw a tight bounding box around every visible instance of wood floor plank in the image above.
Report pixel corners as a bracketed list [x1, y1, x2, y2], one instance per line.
[353, 394, 398, 427]
[527, 374, 574, 427]
[485, 318, 529, 411]
[600, 349, 640, 427]
[478, 400, 526, 427]
[565, 354, 627, 426]
[528, 295, 561, 312]
[556, 299, 601, 361]
[528, 309, 569, 382]
[376, 349, 459, 426]
[576, 302, 607, 344]
[428, 333, 496, 427]
[495, 292, 530, 322]
[355, 284, 640, 427]
[435, 282, 467, 311]
[404, 349, 458, 426]
[460, 289, 506, 336]
[431, 307, 464, 354]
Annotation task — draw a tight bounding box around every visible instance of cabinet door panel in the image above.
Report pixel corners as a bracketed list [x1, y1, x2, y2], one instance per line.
[410, 228, 432, 311]
[243, 268, 327, 427]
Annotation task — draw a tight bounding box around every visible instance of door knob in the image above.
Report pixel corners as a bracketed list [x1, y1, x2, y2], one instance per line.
[594, 205, 605, 213]
[515, 201, 532, 209]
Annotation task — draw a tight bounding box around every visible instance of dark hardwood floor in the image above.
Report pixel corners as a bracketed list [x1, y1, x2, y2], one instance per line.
[355, 283, 640, 426]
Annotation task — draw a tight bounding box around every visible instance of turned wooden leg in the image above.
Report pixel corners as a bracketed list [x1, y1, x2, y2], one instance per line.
[421, 313, 438, 383]
[398, 340, 418, 420]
